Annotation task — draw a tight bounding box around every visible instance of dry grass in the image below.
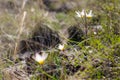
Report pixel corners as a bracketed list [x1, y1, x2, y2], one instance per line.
[0, 0, 120, 80]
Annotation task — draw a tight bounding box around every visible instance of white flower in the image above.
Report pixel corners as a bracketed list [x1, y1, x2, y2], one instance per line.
[94, 31, 97, 35]
[86, 10, 93, 18]
[75, 9, 86, 18]
[33, 51, 48, 64]
[75, 9, 93, 18]
[89, 50, 93, 53]
[58, 44, 64, 51]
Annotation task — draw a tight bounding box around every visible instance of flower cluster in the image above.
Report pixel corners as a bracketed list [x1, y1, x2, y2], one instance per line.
[75, 9, 93, 18]
[32, 44, 65, 65]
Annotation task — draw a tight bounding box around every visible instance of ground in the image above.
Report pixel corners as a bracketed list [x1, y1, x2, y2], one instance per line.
[0, 0, 120, 80]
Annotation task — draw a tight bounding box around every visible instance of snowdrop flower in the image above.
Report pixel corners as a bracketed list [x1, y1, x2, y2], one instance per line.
[58, 44, 64, 51]
[33, 51, 48, 64]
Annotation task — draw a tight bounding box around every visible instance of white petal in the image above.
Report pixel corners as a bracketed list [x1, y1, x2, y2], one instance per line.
[89, 10, 92, 14]
[81, 9, 85, 16]
[89, 50, 93, 53]
[94, 32, 97, 35]
[35, 53, 42, 61]
[58, 44, 64, 50]
[42, 52, 48, 60]
[75, 11, 81, 17]
[86, 10, 93, 17]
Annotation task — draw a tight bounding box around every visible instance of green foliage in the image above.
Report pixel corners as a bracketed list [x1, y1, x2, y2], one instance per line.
[0, 0, 120, 80]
